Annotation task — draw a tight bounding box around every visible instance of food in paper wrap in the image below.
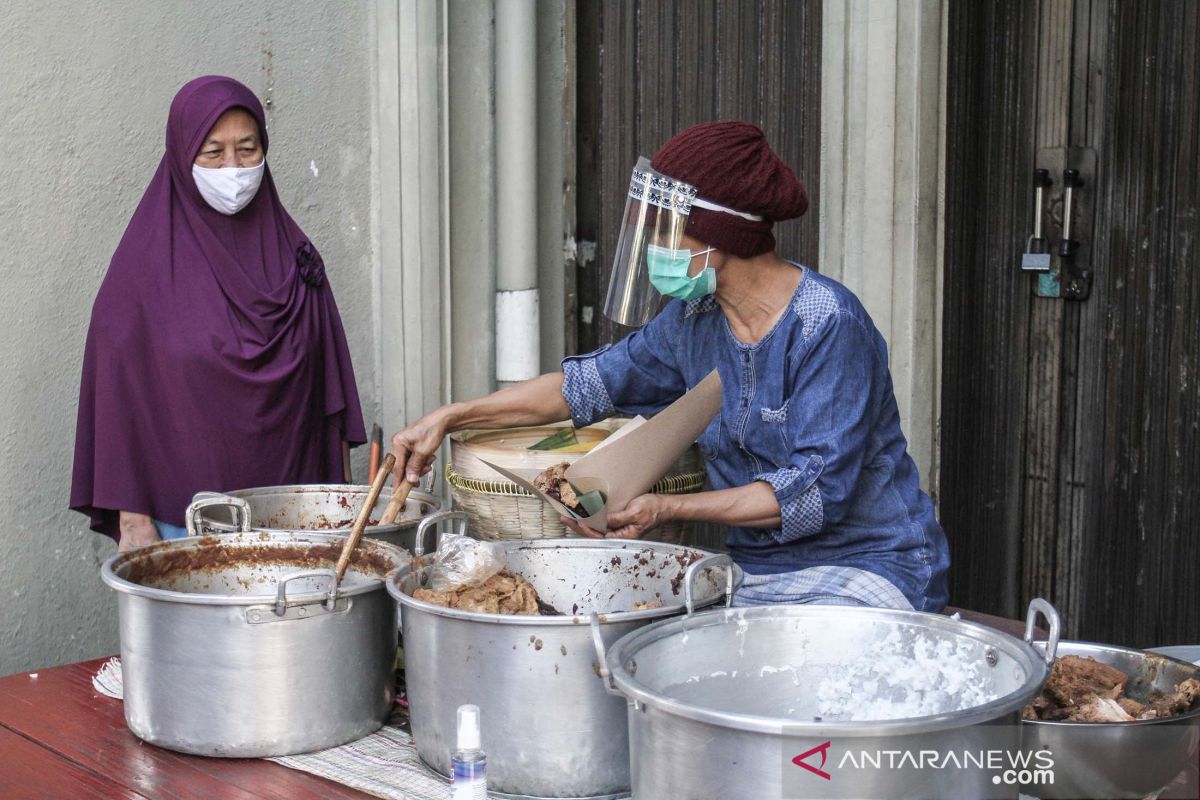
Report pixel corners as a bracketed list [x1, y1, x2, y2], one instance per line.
[532, 462, 579, 510]
[484, 370, 722, 532]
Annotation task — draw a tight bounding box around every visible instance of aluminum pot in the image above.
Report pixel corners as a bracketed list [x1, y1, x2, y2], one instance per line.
[187, 482, 442, 550]
[596, 600, 1061, 800]
[1021, 641, 1200, 799]
[101, 529, 408, 757]
[386, 511, 738, 799]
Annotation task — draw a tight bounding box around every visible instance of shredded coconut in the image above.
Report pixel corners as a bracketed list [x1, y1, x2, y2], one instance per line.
[815, 629, 998, 720]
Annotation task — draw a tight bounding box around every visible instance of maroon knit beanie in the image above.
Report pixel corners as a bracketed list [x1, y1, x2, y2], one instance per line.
[650, 121, 808, 258]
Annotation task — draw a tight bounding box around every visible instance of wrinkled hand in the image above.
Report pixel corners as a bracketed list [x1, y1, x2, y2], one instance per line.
[391, 408, 450, 485]
[118, 511, 160, 552]
[561, 493, 668, 540]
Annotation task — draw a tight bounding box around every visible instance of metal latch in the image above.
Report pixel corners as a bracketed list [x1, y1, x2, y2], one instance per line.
[1020, 169, 1053, 273]
[1023, 147, 1097, 301]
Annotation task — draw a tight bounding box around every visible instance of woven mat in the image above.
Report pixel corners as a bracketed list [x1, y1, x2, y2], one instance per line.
[93, 658, 478, 800]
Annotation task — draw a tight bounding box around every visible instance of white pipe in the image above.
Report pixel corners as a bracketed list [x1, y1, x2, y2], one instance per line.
[496, 289, 540, 381]
[494, 0, 539, 383]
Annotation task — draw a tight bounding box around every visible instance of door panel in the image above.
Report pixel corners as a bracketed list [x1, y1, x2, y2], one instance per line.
[943, 0, 1200, 646]
[574, 0, 822, 353]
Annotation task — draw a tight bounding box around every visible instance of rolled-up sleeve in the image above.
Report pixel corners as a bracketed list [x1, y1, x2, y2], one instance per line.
[754, 458, 825, 543]
[561, 349, 617, 428]
[560, 303, 687, 428]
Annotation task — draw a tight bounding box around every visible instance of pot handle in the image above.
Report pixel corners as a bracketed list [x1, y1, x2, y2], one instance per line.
[589, 612, 622, 697]
[185, 493, 251, 535]
[1024, 597, 1061, 666]
[275, 568, 338, 615]
[413, 510, 470, 557]
[684, 553, 736, 617]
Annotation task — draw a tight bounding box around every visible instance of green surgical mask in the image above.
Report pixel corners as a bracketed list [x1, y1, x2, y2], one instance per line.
[646, 244, 716, 301]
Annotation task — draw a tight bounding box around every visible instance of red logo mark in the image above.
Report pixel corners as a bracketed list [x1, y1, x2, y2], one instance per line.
[792, 741, 832, 780]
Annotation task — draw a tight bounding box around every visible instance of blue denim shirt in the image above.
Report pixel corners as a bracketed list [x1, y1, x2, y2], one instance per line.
[560, 264, 949, 611]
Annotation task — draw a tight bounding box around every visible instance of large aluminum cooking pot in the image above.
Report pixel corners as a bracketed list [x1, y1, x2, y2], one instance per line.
[386, 511, 738, 799]
[1021, 641, 1200, 799]
[187, 482, 442, 550]
[101, 530, 407, 757]
[595, 599, 1061, 800]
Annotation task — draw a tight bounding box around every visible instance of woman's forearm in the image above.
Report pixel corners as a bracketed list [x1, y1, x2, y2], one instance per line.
[661, 481, 782, 529]
[442, 372, 571, 434]
[392, 372, 573, 483]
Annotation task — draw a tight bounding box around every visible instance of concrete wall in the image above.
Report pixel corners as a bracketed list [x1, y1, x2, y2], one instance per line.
[0, 1, 377, 675]
[819, 0, 946, 493]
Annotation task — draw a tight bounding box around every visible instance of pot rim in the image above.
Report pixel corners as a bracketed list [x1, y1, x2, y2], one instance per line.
[605, 605, 1051, 736]
[101, 532, 408, 606]
[1020, 639, 1200, 727]
[195, 483, 444, 534]
[386, 539, 734, 626]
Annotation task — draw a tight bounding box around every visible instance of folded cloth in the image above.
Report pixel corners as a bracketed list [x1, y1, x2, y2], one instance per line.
[270, 724, 450, 800]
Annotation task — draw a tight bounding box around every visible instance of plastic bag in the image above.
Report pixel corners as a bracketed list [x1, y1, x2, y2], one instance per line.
[425, 534, 506, 592]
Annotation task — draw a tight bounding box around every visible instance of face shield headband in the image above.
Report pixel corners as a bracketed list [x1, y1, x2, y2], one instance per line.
[602, 156, 762, 327]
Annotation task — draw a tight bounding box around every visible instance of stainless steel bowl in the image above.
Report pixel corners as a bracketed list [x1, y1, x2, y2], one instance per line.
[1021, 640, 1200, 799]
[187, 483, 442, 550]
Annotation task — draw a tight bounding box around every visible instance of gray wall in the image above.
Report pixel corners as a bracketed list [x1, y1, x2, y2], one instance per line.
[0, 1, 377, 675]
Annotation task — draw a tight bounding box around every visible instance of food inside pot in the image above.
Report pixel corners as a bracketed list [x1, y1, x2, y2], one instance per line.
[122, 536, 399, 591]
[1022, 655, 1200, 722]
[813, 629, 1001, 720]
[408, 544, 709, 617]
[414, 569, 544, 615]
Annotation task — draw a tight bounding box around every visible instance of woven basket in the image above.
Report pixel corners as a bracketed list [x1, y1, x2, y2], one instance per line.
[447, 421, 705, 542]
[446, 466, 706, 543]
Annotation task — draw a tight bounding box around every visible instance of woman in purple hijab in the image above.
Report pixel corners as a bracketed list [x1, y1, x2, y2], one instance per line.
[71, 76, 366, 550]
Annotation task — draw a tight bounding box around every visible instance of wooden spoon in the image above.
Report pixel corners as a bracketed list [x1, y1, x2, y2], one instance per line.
[378, 477, 415, 525]
[334, 452, 395, 583]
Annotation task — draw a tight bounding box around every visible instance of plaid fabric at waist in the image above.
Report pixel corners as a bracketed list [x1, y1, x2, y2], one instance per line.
[732, 565, 913, 610]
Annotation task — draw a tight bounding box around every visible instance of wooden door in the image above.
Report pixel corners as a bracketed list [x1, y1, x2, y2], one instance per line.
[574, 0, 823, 353]
[942, 0, 1199, 646]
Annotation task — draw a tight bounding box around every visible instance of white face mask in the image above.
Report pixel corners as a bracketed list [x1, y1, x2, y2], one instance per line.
[191, 159, 265, 215]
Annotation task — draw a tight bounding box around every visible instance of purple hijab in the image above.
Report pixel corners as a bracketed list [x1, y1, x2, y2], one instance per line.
[71, 76, 366, 537]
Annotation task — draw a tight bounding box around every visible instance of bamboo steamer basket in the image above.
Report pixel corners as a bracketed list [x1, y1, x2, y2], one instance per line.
[447, 420, 706, 543]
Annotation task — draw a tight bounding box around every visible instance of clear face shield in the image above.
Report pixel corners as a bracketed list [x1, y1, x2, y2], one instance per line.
[602, 157, 697, 328]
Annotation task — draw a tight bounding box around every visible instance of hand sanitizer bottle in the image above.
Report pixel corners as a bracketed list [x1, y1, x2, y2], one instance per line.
[450, 704, 486, 799]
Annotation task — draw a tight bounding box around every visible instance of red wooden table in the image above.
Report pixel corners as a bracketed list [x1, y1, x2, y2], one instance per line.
[0, 610, 1041, 798]
[0, 658, 373, 799]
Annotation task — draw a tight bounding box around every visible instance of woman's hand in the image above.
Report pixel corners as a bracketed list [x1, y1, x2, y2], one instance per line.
[391, 407, 453, 485]
[118, 511, 160, 552]
[562, 493, 671, 540]
[390, 374, 572, 486]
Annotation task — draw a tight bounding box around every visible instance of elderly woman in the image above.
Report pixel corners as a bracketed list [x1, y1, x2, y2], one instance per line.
[71, 76, 365, 550]
[392, 121, 948, 611]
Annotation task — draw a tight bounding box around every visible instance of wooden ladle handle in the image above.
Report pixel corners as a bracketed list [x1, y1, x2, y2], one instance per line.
[379, 478, 414, 526]
[334, 452, 395, 583]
